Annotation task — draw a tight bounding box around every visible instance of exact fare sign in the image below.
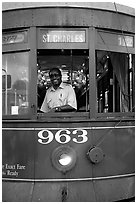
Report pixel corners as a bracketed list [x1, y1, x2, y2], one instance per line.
[41, 30, 86, 43]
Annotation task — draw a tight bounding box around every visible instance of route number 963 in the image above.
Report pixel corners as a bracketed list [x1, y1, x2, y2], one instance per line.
[38, 129, 88, 144]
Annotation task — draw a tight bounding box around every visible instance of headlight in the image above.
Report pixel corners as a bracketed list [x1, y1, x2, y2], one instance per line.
[51, 146, 77, 173]
[59, 154, 72, 166]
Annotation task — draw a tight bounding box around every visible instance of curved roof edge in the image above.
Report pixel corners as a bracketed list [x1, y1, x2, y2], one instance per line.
[2, 2, 135, 16]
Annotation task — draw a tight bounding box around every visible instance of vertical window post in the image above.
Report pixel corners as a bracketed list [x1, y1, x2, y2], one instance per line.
[89, 27, 96, 118]
[29, 27, 37, 118]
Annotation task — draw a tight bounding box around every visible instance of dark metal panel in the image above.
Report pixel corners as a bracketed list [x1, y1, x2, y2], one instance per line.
[93, 176, 135, 201]
[2, 9, 33, 29]
[95, 44, 135, 54]
[2, 119, 135, 201]
[3, 177, 135, 202]
[2, 129, 35, 179]
[2, 7, 135, 33]
[2, 182, 34, 202]
[66, 182, 96, 201]
[31, 182, 62, 201]
[2, 44, 30, 52]
[93, 10, 135, 33]
[2, 7, 92, 29]
[111, 13, 135, 33]
[91, 127, 135, 177]
[33, 8, 93, 27]
[95, 30, 135, 53]
[31, 181, 96, 202]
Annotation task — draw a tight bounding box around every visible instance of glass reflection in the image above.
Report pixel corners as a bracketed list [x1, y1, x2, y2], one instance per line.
[2, 52, 29, 115]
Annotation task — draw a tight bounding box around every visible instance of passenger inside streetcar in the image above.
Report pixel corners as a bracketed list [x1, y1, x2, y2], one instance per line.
[37, 49, 89, 113]
[40, 68, 77, 112]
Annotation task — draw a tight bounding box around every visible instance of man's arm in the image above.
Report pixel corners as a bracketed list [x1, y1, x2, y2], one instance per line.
[54, 104, 76, 112]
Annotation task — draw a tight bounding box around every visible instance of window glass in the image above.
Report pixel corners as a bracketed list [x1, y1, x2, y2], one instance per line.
[2, 52, 29, 115]
[37, 49, 89, 112]
[96, 51, 135, 113]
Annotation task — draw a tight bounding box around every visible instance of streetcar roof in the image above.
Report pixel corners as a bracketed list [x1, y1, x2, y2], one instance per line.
[2, 2, 135, 16]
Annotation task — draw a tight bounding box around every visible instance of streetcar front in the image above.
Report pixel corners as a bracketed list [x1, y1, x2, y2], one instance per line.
[2, 2, 135, 202]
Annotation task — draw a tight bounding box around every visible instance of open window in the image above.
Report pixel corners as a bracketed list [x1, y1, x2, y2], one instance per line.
[96, 50, 135, 113]
[37, 49, 89, 113]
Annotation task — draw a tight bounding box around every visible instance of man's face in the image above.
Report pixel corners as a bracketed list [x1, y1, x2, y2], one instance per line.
[49, 70, 62, 88]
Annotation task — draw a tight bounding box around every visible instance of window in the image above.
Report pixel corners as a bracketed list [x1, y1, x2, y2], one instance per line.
[37, 49, 89, 112]
[2, 52, 29, 115]
[96, 51, 135, 113]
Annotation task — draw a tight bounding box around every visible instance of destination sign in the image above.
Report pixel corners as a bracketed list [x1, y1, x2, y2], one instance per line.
[41, 30, 86, 43]
[2, 31, 28, 45]
[118, 35, 134, 47]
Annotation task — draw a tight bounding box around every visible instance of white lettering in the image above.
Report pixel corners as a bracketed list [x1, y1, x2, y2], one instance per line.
[47, 34, 50, 42]
[38, 129, 88, 144]
[6, 164, 16, 170]
[42, 31, 86, 43]
[72, 129, 88, 143]
[16, 164, 25, 170]
[53, 35, 58, 42]
[67, 35, 71, 42]
[7, 170, 18, 177]
[75, 35, 79, 42]
[79, 34, 84, 42]
[38, 130, 54, 144]
[2, 163, 26, 178]
[55, 129, 71, 144]
[43, 34, 47, 42]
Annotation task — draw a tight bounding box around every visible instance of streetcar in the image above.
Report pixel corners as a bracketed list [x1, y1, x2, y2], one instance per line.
[2, 2, 135, 202]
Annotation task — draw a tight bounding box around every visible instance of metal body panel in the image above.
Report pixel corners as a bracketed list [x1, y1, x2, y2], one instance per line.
[2, 182, 34, 202]
[94, 175, 135, 201]
[3, 177, 134, 202]
[2, 129, 35, 179]
[2, 121, 135, 179]
[93, 10, 135, 32]
[2, 7, 135, 33]
[2, 120, 135, 201]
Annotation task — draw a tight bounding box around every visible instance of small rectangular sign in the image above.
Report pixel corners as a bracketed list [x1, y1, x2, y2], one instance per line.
[2, 31, 28, 45]
[118, 35, 134, 47]
[41, 30, 86, 43]
[11, 106, 19, 115]
[97, 31, 134, 49]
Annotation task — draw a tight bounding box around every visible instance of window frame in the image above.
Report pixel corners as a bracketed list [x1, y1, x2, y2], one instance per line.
[2, 27, 134, 121]
[37, 49, 90, 113]
[2, 27, 37, 120]
[2, 27, 91, 120]
[36, 27, 91, 119]
[95, 29, 135, 119]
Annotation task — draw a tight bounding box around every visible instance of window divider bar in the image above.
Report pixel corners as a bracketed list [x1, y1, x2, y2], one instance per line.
[88, 27, 96, 119]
